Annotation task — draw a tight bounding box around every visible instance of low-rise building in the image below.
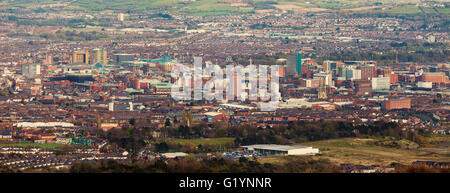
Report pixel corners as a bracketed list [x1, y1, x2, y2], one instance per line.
[241, 144, 319, 156]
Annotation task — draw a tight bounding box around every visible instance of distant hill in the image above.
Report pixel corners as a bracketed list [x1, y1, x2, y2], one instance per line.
[1, 0, 448, 16]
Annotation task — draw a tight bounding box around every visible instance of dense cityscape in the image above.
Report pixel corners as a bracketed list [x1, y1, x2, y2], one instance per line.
[0, 0, 448, 174]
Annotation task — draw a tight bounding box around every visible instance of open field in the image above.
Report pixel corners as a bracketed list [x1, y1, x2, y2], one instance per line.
[2, 0, 442, 16]
[168, 137, 234, 146]
[344, 5, 383, 12]
[258, 137, 449, 166]
[424, 134, 449, 144]
[358, 3, 450, 16]
[0, 142, 64, 149]
[178, 0, 253, 16]
[73, 0, 182, 10]
[273, 4, 329, 13]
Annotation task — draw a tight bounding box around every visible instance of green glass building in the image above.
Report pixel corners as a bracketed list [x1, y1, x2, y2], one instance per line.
[296, 52, 302, 74]
[72, 137, 92, 146]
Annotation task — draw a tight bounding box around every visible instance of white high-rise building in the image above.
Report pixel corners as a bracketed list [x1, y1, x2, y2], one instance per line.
[372, 76, 390, 90]
[345, 69, 361, 81]
[108, 102, 114, 111]
[22, 64, 40, 78]
[338, 65, 358, 80]
[314, 71, 333, 86]
[118, 13, 125, 22]
[129, 102, 134, 111]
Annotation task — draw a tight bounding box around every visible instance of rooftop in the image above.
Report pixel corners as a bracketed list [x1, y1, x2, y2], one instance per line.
[241, 144, 312, 151]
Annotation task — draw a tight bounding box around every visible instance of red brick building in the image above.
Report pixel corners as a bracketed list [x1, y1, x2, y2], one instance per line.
[382, 98, 411, 111]
[359, 65, 377, 80]
[354, 80, 372, 95]
[390, 74, 399, 84]
[39, 133, 57, 141]
[420, 72, 447, 84]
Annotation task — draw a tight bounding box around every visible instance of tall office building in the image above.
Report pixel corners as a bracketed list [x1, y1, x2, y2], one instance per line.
[118, 13, 125, 22]
[314, 71, 333, 86]
[354, 80, 372, 94]
[295, 52, 302, 74]
[359, 65, 377, 80]
[346, 69, 361, 81]
[318, 77, 327, 99]
[22, 63, 40, 78]
[90, 48, 108, 65]
[286, 52, 302, 76]
[372, 76, 391, 90]
[43, 55, 53, 65]
[113, 54, 135, 64]
[323, 61, 344, 77]
[287, 55, 296, 76]
[72, 50, 89, 64]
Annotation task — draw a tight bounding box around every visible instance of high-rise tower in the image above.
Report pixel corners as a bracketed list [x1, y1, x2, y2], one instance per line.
[318, 77, 327, 99]
[296, 52, 302, 74]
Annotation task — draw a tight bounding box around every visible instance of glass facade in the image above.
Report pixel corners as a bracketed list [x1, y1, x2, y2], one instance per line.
[296, 52, 302, 74]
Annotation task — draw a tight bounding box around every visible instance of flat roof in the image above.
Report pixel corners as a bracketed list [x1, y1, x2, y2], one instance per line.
[241, 144, 311, 151]
[219, 103, 254, 109]
[204, 112, 223, 117]
[162, 152, 187, 157]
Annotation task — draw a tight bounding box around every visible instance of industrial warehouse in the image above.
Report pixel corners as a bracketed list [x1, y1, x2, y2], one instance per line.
[241, 144, 320, 156]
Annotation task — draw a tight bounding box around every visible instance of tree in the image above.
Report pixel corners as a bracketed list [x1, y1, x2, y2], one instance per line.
[154, 142, 169, 152]
[96, 115, 102, 129]
[181, 111, 193, 127]
[214, 127, 226, 138]
[165, 118, 171, 127]
[129, 118, 136, 126]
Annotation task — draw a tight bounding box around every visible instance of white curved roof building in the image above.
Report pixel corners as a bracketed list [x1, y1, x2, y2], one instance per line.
[13, 122, 75, 128]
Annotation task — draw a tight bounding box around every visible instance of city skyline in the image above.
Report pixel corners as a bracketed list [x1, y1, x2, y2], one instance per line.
[0, 0, 448, 180]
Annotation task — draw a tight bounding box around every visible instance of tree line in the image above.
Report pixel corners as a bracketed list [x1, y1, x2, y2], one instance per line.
[101, 117, 431, 155]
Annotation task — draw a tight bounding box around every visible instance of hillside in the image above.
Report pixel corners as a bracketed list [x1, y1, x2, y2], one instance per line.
[2, 0, 447, 17]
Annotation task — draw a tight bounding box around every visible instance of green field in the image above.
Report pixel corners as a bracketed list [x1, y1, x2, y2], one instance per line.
[389, 4, 423, 15]
[357, 3, 450, 17]
[3, 0, 441, 17]
[169, 137, 234, 146]
[0, 142, 63, 149]
[72, 0, 179, 11]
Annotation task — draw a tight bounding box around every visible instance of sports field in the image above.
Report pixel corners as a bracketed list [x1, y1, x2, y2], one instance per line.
[169, 137, 235, 146]
[0, 142, 64, 149]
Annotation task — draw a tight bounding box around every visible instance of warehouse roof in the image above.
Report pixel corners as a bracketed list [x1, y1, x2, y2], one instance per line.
[241, 144, 312, 151]
[13, 122, 75, 128]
